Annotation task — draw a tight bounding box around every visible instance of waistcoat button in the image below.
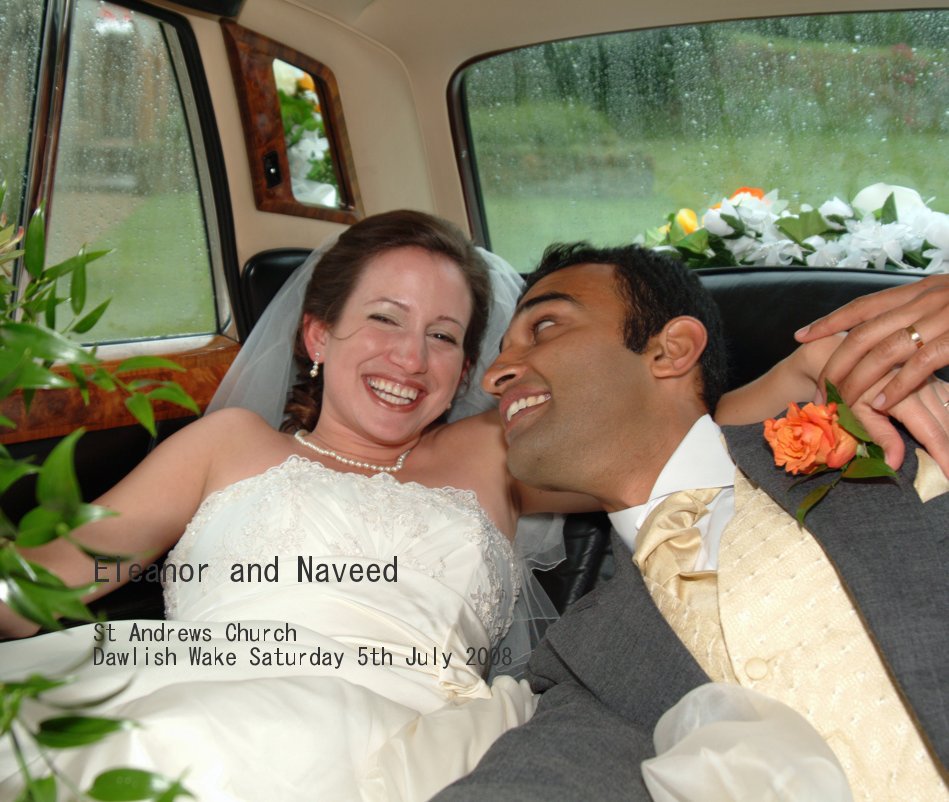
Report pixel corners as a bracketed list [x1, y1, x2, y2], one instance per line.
[744, 657, 769, 680]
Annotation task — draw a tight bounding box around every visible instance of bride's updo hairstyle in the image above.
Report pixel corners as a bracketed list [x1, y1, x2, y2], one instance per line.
[282, 210, 491, 433]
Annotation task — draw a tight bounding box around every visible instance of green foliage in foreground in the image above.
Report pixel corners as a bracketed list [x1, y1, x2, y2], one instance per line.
[1, 181, 195, 800]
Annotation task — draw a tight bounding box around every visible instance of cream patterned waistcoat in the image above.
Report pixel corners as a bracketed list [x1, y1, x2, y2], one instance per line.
[648, 471, 946, 801]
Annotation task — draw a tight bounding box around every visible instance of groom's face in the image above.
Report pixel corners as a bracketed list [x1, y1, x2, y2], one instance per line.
[483, 263, 656, 496]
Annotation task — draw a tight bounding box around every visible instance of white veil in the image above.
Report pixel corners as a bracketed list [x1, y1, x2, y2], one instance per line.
[207, 244, 564, 679]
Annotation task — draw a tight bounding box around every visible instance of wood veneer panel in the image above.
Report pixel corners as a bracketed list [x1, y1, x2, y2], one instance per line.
[0, 338, 239, 445]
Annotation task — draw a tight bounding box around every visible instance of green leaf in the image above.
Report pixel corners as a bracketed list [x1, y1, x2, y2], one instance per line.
[824, 380, 843, 405]
[89, 367, 117, 392]
[42, 248, 112, 282]
[2, 673, 70, 698]
[842, 456, 897, 479]
[34, 715, 131, 748]
[1, 361, 74, 393]
[823, 380, 872, 441]
[147, 384, 199, 415]
[0, 248, 25, 267]
[86, 768, 188, 801]
[14, 774, 56, 802]
[44, 290, 63, 331]
[36, 429, 84, 513]
[67, 363, 90, 404]
[670, 228, 709, 255]
[795, 482, 832, 524]
[3, 570, 95, 624]
[70, 255, 87, 315]
[865, 442, 885, 461]
[125, 393, 156, 436]
[901, 248, 927, 269]
[2, 577, 63, 631]
[835, 401, 871, 442]
[642, 227, 669, 248]
[73, 298, 112, 335]
[788, 464, 832, 489]
[776, 209, 829, 245]
[0, 321, 97, 365]
[880, 192, 898, 224]
[16, 506, 67, 547]
[154, 779, 196, 802]
[68, 502, 117, 530]
[40, 253, 82, 281]
[114, 356, 186, 374]
[718, 213, 745, 237]
[23, 207, 45, 279]
[1, 685, 25, 734]
[0, 458, 39, 495]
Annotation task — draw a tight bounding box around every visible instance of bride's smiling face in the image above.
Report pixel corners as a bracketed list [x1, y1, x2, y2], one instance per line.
[304, 246, 473, 449]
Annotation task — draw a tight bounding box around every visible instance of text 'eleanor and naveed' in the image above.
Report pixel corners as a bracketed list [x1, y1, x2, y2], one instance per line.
[93, 556, 399, 583]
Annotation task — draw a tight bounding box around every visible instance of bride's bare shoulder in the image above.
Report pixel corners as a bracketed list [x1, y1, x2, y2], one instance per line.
[199, 406, 273, 430]
[433, 410, 505, 453]
[157, 408, 286, 468]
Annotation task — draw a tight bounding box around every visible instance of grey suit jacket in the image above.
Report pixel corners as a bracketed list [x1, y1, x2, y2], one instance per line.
[436, 423, 947, 801]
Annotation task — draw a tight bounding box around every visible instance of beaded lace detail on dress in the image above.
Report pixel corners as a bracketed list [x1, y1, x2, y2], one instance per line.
[163, 456, 519, 645]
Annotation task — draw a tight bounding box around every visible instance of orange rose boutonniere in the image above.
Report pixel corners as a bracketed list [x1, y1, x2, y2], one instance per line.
[764, 382, 897, 522]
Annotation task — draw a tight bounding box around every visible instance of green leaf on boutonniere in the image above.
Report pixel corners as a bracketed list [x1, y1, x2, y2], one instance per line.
[824, 380, 871, 442]
[789, 464, 832, 489]
[795, 482, 833, 524]
[842, 456, 897, 479]
[865, 441, 886, 461]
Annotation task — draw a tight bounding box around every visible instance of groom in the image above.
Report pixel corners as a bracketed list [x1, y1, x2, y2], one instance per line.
[437, 244, 947, 799]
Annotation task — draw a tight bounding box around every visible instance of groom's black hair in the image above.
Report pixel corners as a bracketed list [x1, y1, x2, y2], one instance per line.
[524, 243, 729, 414]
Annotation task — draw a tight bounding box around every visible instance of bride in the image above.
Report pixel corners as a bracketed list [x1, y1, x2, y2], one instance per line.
[0, 210, 578, 802]
[1, 209, 936, 801]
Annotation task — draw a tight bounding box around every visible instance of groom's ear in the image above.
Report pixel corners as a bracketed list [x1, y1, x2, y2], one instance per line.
[650, 316, 707, 379]
[302, 314, 330, 358]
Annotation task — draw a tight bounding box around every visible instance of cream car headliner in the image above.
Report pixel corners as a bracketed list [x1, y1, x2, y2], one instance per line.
[163, 0, 939, 267]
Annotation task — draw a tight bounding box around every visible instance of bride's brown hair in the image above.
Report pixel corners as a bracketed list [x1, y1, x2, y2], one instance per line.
[282, 210, 491, 433]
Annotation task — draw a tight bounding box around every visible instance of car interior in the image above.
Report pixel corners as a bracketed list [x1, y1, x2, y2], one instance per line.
[1, 0, 944, 621]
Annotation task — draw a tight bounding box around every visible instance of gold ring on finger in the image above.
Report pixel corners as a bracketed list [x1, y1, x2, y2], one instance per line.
[906, 324, 925, 350]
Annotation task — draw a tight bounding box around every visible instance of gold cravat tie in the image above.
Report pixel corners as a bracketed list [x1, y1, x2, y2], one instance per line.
[633, 488, 722, 617]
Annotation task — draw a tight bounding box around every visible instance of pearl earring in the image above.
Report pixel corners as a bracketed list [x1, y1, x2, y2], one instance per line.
[309, 353, 321, 379]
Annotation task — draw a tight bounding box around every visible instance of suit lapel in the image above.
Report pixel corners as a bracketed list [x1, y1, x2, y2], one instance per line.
[535, 532, 710, 732]
[723, 422, 948, 767]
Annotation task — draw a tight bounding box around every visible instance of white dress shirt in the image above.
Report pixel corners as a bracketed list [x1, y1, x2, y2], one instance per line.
[608, 415, 736, 571]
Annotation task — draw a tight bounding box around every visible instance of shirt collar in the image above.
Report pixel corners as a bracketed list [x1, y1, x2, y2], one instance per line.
[608, 414, 735, 540]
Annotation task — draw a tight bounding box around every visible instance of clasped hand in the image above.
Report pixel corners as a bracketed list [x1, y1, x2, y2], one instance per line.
[795, 274, 949, 476]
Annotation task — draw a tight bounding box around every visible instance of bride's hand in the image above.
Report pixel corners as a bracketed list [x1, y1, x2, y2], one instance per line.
[847, 374, 949, 476]
[794, 274, 949, 411]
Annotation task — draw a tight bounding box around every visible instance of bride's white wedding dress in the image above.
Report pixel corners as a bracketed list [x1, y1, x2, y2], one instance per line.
[0, 456, 536, 801]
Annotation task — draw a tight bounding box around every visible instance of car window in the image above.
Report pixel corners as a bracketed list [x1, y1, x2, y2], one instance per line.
[456, 10, 948, 271]
[0, 1, 43, 228]
[2, 0, 227, 344]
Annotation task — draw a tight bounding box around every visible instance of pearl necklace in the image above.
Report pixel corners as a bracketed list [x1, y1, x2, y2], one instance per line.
[294, 430, 411, 474]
